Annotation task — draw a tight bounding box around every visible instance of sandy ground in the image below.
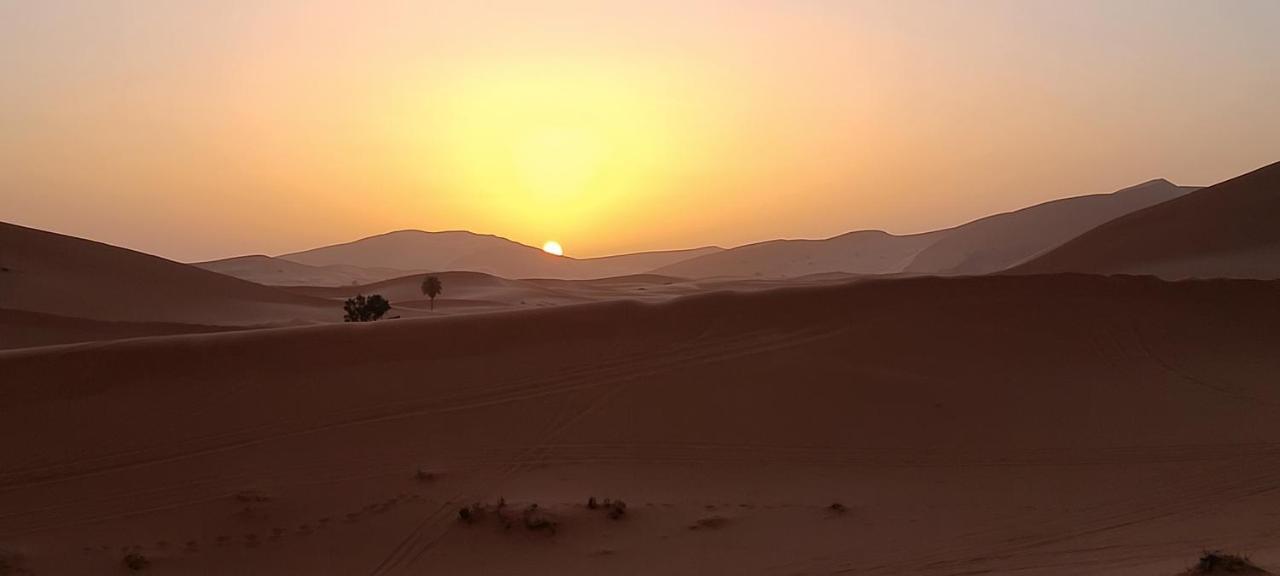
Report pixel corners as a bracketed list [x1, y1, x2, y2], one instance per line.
[2, 274, 1279, 575]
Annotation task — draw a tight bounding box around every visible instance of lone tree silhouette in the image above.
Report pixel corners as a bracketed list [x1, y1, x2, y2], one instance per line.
[343, 293, 391, 322]
[420, 275, 443, 310]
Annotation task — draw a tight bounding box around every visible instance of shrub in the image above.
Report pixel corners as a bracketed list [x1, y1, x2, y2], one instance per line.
[122, 552, 150, 571]
[607, 499, 627, 519]
[343, 293, 391, 322]
[522, 504, 557, 532]
[1191, 551, 1268, 574]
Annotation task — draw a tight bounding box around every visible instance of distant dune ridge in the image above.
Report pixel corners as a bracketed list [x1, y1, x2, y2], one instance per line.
[656, 179, 1194, 278]
[903, 179, 1198, 275]
[1012, 161, 1280, 279]
[194, 255, 416, 287]
[266, 229, 723, 281]
[193, 178, 1196, 286]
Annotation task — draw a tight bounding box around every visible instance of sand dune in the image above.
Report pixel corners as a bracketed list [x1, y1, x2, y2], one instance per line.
[3, 275, 1278, 575]
[276, 230, 722, 281]
[0, 308, 237, 350]
[654, 229, 947, 278]
[655, 180, 1191, 279]
[194, 255, 415, 287]
[0, 221, 336, 326]
[1014, 161, 1280, 279]
[904, 179, 1195, 274]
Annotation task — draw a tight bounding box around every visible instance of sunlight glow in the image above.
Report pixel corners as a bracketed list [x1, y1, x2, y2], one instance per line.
[542, 240, 564, 256]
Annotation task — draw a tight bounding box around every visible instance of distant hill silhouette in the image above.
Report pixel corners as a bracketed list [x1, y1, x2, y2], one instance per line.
[653, 229, 946, 279]
[653, 180, 1192, 279]
[194, 254, 415, 286]
[904, 179, 1196, 275]
[1012, 161, 1280, 279]
[276, 230, 721, 281]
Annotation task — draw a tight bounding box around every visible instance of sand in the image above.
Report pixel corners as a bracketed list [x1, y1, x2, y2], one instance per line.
[0, 221, 335, 327]
[3, 274, 1279, 575]
[653, 179, 1192, 279]
[1014, 161, 1280, 279]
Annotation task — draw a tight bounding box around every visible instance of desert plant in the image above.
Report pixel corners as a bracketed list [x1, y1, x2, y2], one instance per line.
[606, 499, 627, 519]
[420, 275, 443, 310]
[122, 552, 150, 571]
[1191, 551, 1268, 574]
[522, 504, 557, 532]
[343, 293, 391, 322]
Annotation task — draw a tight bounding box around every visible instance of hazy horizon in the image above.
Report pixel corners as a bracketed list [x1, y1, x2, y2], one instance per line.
[3, 0, 1278, 262]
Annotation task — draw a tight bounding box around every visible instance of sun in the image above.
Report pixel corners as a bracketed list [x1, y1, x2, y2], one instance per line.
[542, 240, 564, 256]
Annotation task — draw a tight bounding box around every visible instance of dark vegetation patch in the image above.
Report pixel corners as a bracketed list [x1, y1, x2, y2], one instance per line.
[1188, 551, 1270, 574]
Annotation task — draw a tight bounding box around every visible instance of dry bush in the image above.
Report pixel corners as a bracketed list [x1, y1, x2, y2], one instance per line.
[1189, 551, 1269, 574]
[122, 552, 150, 571]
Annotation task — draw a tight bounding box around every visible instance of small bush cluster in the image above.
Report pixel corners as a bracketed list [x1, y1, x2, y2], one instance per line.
[343, 293, 391, 322]
[587, 496, 627, 519]
[0, 549, 27, 576]
[457, 498, 558, 534]
[521, 504, 557, 532]
[122, 552, 150, 571]
[1191, 551, 1268, 574]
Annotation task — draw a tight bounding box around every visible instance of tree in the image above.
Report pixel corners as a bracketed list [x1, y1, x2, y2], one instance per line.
[343, 293, 391, 322]
[420, 275, 443, 311]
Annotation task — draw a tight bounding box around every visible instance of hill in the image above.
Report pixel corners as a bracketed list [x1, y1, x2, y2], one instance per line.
[276, 230, 720, 280]
[194, 255, 414, 287]
[904, 179, 1196, 274]
[0, 221, 335, 326]
[1013, 161, 1280, 279]
[653, 180, 1191, 279]
[653, 229, 947, 278]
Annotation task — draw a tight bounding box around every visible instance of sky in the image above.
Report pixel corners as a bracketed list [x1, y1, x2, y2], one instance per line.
[2, 0, 1278, 262]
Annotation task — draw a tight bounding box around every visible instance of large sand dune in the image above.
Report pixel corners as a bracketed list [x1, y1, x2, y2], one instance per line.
[1014, 161, 1280, 279]
[655, 180, 1191, 279]
[194, 255, 416, 287]
[654, 229, 947, 278]
[904, 179, 1195, 275]
[0, 221, 335, 326]
[3, 275, 1278, 575]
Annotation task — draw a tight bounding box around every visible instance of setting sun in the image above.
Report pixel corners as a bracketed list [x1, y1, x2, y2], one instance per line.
[542, 240, 564, 256]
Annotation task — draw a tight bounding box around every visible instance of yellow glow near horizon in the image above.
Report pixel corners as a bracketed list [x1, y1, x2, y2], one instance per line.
[542, 240, 564, 256]
[2, 2, 1278, 262]
[406, 61, 690, 250]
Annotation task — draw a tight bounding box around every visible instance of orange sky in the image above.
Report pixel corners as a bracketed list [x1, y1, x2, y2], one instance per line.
[2, 1, 1278, 261]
